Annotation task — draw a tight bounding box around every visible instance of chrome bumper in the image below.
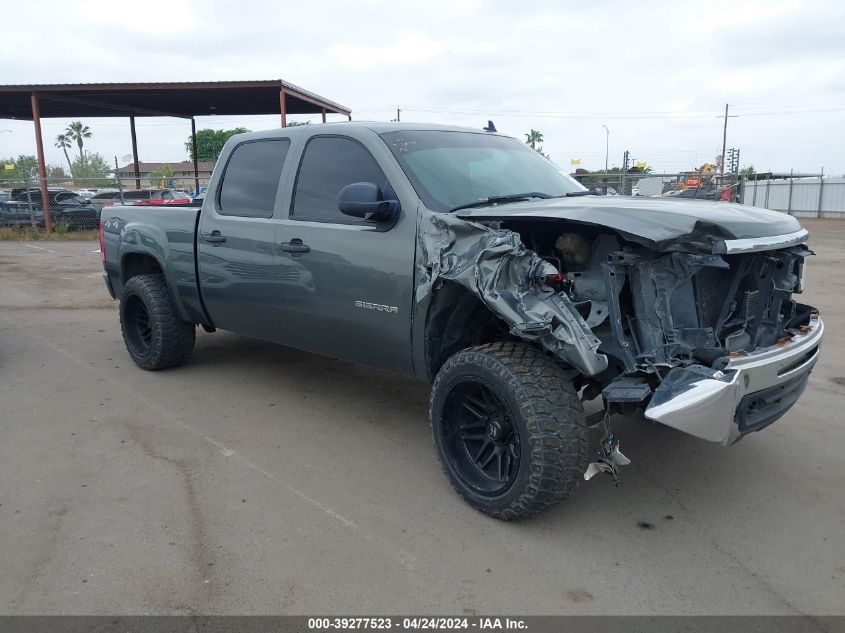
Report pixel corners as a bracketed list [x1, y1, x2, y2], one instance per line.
[644, 316, 824, 444]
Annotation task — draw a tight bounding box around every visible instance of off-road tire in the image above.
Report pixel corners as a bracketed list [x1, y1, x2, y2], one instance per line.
[430, 341, 592, 520]
[120, 273, 195, 370]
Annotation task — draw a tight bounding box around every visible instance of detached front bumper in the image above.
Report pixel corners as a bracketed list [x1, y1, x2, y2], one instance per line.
[644, 316, 824, 444]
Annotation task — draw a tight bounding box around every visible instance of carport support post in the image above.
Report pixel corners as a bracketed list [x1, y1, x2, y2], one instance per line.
[321, 107, 326, 123]
[130, 115, 141, 190]
[191, 117, 199, 194]
[279, 89, 287, 128]
[30, 93, 51, 235]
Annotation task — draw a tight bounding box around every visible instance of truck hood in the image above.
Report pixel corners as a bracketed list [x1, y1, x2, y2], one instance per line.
[453, 196, 804, 252]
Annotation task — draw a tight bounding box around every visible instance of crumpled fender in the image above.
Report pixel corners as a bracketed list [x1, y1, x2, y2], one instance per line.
[417, 212, 608, 376]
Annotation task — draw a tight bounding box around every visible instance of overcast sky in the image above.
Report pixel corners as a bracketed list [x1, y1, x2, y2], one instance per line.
[1, 0, 843, 175]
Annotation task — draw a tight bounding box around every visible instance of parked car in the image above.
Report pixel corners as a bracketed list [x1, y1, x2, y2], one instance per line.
[0, 191, 11, 203]
[74, 189, 98, 198]
[1, 188, 99, 229]
[100, 122, 823, 520]
[127, 193, 192, 206]
[101, 189, 191, 207]
[90, 190, 124, 210]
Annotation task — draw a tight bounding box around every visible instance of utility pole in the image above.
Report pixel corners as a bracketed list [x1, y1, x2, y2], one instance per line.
[621, 150, 630, 196]
[396, 107, 401, 122]
[721, 103, 729, 174]
[602, 125, 609, 172]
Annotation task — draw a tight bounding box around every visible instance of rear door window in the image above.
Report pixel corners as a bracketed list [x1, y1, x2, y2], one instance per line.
[218, 139, 290, 218]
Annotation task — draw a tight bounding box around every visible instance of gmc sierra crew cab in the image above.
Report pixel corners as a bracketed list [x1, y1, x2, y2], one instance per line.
[100, 122, 823, 520]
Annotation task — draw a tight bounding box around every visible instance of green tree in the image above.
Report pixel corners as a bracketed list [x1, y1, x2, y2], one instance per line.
[149, 164, 174, 187]
[525, 129, 544, 150]
[0, 155, 30, 188]
[185, 127, 250, 162]
[71, 152, 115, 188]
[286, 120, 309, 127]
[65, 121, 92, 159]
[739, 165, 755, 177]
[0, 155, 39, 185]
[55, 134, 74, 175]
[524, 129, 549, 158]
[47, 164, 69, 179]
[15, 154, 39, 179]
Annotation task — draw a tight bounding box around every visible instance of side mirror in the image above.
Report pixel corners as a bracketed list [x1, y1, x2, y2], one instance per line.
[338, 182, 399, 222]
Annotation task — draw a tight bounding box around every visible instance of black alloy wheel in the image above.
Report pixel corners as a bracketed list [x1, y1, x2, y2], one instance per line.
[430, 342, 592, 520]
[123, 294, 153, 358]
[442, 379, 520, 495]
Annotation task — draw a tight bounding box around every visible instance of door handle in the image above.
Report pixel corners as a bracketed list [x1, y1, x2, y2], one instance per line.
[202, 231, 226, 244]
[279, 239, 310, 254]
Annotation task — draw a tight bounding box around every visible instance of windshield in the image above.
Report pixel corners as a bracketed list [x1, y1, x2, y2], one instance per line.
[380, 130, 585, 212]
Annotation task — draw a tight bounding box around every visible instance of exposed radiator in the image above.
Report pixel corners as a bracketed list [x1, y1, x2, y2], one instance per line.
[693, 267, 732, 327]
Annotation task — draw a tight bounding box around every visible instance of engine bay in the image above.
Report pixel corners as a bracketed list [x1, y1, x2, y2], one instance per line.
[487, 219, 816, 381]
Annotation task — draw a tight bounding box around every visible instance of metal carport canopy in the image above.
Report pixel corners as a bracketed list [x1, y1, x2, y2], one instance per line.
[0, 80, 351, 233]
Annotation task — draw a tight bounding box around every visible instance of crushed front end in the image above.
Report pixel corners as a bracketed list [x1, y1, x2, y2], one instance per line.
[426, 212, 823, 445]
[551, 229, 822, 444]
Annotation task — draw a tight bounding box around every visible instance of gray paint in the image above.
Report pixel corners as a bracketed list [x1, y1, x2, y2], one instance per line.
[454, 195, 802, 251]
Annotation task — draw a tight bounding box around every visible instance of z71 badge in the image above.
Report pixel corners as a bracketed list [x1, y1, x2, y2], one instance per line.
[354, 300, 398, 314]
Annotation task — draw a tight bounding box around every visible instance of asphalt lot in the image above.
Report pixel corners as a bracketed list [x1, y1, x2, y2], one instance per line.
[1, 220, 843, 616]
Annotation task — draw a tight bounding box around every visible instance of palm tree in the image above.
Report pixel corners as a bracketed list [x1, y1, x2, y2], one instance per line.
[525, 129, 544, 150]
[65, 121, 92, 160]
[54, 134, 74, 175]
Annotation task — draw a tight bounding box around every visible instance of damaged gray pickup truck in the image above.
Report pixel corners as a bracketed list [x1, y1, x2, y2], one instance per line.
[101, 122, 823, 520]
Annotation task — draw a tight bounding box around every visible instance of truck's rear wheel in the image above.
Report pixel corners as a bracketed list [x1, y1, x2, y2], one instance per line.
[430, 341, 591, 520]
[120, 273, 195, 370]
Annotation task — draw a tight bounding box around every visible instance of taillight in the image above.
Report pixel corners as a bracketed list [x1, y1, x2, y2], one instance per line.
[99, 222, 106, 265]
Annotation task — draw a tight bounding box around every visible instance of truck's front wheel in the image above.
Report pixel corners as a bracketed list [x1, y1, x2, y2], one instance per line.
[120, 273, 195, 370]
[430, 342, 591, 520]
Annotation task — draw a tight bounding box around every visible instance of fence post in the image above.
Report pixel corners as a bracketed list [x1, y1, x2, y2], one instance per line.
[24, 175, 34, 227]
[752, 177, 757, 206]
[787, 169, 794, 215]
[817, 168, 824, 218]
[114, 156, 125, 205]
[764, 178, 771, 208]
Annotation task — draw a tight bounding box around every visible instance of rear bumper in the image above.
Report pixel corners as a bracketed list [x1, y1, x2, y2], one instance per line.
[644, 316, 823, 444]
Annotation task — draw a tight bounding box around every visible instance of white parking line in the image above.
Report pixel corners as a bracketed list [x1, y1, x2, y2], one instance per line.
[24, 243, 55, 253]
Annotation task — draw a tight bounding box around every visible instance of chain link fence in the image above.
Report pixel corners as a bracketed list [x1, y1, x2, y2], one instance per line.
[570, 171, 740, 200]
[0, 176, 203, 234]
[569, 170, 845, 218]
